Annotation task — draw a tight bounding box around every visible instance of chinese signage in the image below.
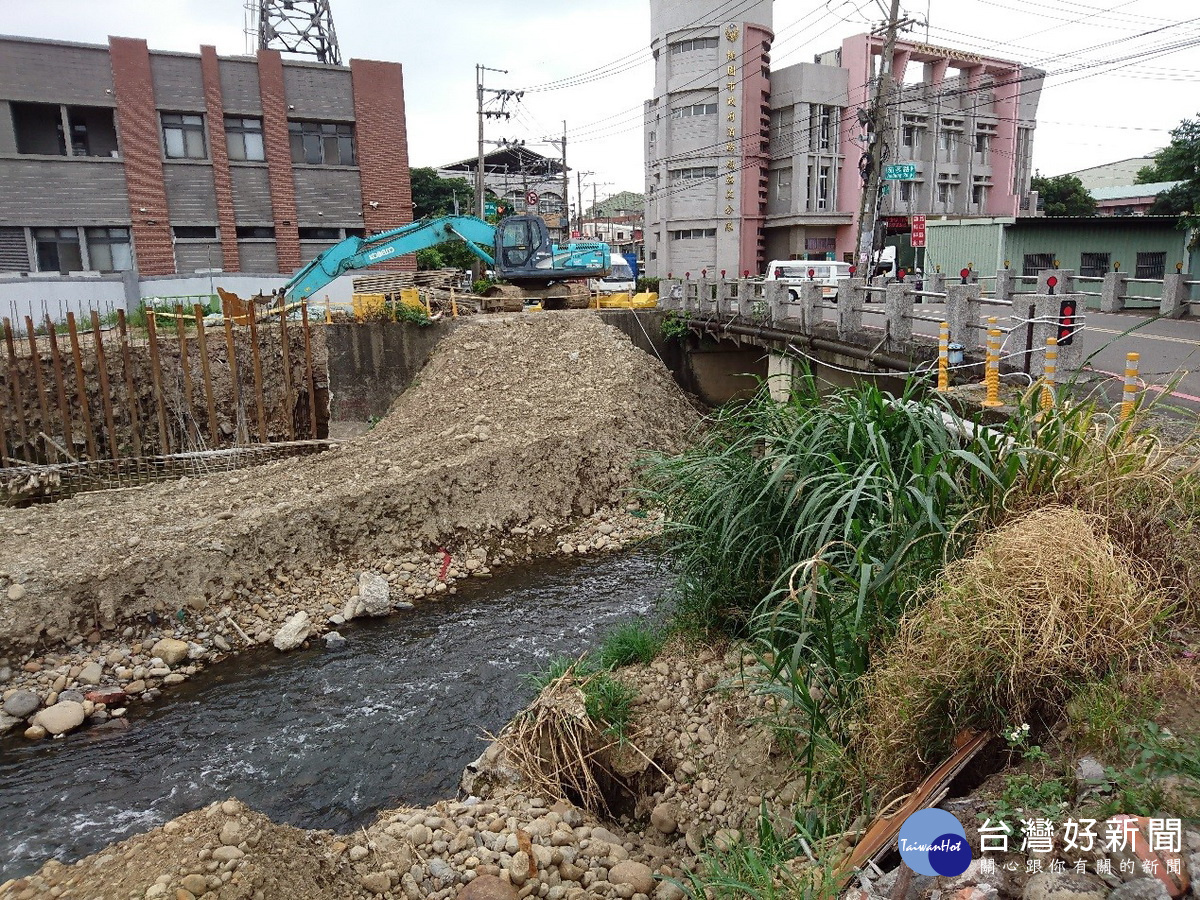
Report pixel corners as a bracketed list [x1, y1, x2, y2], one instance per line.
[911, 214, 926, 247]
[885, 164, 918, 180]
[806, 237, 836, 251]
[723, 24, 739, 234]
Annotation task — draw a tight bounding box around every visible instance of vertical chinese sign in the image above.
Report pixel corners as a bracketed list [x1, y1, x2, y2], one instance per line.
[723, 23, 739, 236]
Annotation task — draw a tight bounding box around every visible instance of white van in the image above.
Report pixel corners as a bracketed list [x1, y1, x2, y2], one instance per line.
[764, 260, 853, 300]
[590, 254, 636, 294]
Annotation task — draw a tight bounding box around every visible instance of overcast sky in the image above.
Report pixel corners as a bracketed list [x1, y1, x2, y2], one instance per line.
[2, 0, 1197, 208]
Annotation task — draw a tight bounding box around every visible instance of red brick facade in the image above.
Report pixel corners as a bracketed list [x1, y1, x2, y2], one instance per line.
[108, 37, 175, 276]
[255, 49, 301, 273]
[199, 46, 241, 273]
[350, 58, 415, 272]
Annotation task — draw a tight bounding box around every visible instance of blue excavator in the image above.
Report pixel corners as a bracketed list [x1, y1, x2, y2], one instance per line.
[277, 214, 612, 312]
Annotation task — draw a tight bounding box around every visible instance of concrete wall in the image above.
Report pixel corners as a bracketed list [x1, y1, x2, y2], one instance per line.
[325, 319, 454, 422]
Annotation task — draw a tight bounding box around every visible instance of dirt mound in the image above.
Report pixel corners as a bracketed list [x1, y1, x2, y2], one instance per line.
[0, 313, 699, 655]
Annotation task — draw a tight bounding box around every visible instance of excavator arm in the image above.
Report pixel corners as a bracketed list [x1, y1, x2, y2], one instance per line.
[281, 216, 498, 301]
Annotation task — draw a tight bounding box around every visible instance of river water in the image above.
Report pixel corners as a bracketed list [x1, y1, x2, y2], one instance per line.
[0, 552, 671, 881]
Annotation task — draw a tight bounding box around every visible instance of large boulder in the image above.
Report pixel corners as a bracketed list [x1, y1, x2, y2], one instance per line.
[150, 638, 190, 667]
[358, 572, 391, 616]
[609, 860, 655, 894]
[272, 612, 311, 651]
[34, 700, 86, 736]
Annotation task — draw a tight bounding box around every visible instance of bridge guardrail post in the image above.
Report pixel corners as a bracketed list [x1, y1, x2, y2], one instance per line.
[716, 278, 732, 317]
[885, 281, 915, 348]
[1038, 268, 1075, 295]
[1100, 272, 1126, 313]
[995, 269, 1014, 303]
[927, 271, 947, 297]
[660, 279, 681, 311]
[1030, 292, 1083, 378]
[837, 277, 865, 340]
[764, 280, 788, 323]
[946, 283, 981, 350]
[1160, 272, 1188, 319]
[799, 281, 822, 333]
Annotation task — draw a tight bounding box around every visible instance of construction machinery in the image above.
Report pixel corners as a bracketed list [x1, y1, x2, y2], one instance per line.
[278, 214, 611, 312]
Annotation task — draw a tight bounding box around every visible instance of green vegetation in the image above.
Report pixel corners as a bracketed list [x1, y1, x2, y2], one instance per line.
[636, 276, 661, 294]
[1136, 113, 1200, 243]
[596, 619, 666, 669]
[582, 672, 637, 744]
[659, 310, 691, 342]
[1030, 172, 1097, 216]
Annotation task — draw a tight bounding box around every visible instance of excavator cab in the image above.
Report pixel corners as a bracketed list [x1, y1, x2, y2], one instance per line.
[492, 215, 609, 283]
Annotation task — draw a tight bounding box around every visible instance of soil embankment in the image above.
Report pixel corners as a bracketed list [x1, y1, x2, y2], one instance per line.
[0, 313, 698, 726]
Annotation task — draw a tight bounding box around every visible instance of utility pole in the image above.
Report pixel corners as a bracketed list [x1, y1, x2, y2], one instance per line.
[475, 64, 519, 277]
[853, 0, 917, 277]
[544, 121, 573, 245]
[576, 170, 593, 236]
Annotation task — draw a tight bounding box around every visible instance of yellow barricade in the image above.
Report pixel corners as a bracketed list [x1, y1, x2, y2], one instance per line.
[398, 288, 424, 311]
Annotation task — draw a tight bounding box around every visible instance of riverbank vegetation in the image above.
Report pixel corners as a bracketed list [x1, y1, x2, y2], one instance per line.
[632, 374, 1200, 898]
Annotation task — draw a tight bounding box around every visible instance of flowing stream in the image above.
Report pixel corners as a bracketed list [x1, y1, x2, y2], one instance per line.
[0, 551, 670, 881]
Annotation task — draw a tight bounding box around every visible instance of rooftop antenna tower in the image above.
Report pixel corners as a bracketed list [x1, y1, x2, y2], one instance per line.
[245, 0, 342, 65]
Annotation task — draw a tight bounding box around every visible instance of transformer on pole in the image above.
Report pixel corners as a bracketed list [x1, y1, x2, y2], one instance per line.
[246, 0, 342, 65]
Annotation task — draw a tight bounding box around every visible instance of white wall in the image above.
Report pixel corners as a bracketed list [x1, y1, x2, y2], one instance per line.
[0, 274, 130, 325]
[139, 273, 359, 304]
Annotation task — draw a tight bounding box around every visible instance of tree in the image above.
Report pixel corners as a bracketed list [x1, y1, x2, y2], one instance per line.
[1133, 114, 1200, 244]
[1030, 173, 1097, 216]
[410, 167, 474, 220]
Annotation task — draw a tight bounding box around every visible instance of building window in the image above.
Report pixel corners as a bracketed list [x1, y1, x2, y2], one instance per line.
[669, 37, 719, 53]
[288, 121, 356, 166]
[1023, 253, 1055, 277]
[669, 228, 717, 240]
[671, 102, 718, 119]
[648, 130, 656, 154]
[974, 132, 990, 156]
[972, 181, 989, 206]
[173, 226, 218, 240]
[817, 166, 830, 209]
[819, 106, 832, 150]
[85, 227, 132, 272]
[161, 113, 207, 159]
[1136, 251, 1166, 279]
[775, 167, 791, 201]
[669, 166, 718, 182]
[11, 103, 119, 157]
[939, 129, 955, 152]
[899, 180, 914, 202]
[236, 226, 275, 239]
[34, 228, 83, 273]
[937, 181, 957, 205]
[225, 117, 265, 161]
[1080, 252, 1110, 277]
[902, 124, 916, 148]
[298, 227, 340, 241]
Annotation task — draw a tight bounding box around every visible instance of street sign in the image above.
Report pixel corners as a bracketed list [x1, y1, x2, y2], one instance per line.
[571, 230, 581, 238]
[525, 190, 539, 207]
[911, 214, 927, 248]
[484, 200, 497, 217]
[881, 183, 891, 196]
[884, 164, 917, 181]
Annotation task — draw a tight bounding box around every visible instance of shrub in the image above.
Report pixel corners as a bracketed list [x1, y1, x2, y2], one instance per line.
[854, 506, 1168, 791]
[636, 276, 661, 294]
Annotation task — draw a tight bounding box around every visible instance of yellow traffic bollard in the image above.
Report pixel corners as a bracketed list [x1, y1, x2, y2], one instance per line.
[982, 316, 1003, 408]
[937, 321, 950, 391]
[1120, 351, 1141, 421]
[450, 287, 458, 318]
[1040, 337, 1058, 411]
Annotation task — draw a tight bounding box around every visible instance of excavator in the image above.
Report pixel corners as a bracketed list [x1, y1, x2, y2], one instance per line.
[274, 214, 612, 313]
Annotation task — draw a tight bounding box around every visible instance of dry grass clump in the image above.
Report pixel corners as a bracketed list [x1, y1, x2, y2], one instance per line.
[495, 668, 641, 815]
[854, 505, 1170, 790]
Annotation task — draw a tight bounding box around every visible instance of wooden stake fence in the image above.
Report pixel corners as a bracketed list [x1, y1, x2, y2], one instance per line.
[0, 303, 321, 468]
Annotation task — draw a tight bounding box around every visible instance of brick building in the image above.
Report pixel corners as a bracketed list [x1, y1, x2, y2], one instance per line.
[0, 34, 413, 277]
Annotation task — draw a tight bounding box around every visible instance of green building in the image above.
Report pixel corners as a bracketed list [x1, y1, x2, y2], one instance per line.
[920, 216, 1198, 303]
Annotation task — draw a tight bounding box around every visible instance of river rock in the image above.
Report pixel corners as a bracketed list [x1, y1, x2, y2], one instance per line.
[650, 801, 677, 834]
[323, 630, 347, 652]
[7, 582, 25, 601]
[358, 572, 391, 616]
[77, 661, 103, 685]
[0, 712, 20, 733]
[85, 687, 127, 705]
[1111, 882, 1171, 900]
[609, 861, 655, 895]
[272, 612, 311, 651]
[3, 689, 40, 718]
[459, 874, 518, 900]
[360, 872, 390, 894]
[24, 724, 46, 740]
[180, 874, 207, 895]
[35, 700, 86, 736]
[151, 638, 190, 667]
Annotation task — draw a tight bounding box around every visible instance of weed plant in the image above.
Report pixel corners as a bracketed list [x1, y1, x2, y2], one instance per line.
[597, 619, 667, 669]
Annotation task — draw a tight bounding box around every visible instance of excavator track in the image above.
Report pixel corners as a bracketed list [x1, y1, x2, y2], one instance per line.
[480, 282, 592, 313]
